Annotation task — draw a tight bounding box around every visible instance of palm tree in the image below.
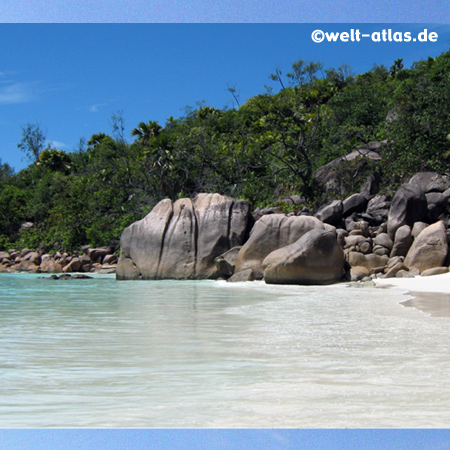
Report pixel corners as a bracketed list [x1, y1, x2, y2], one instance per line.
[130, 121, 162, 148]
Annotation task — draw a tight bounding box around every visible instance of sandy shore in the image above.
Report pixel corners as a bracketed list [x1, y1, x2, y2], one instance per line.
[374, 272, 450, 317]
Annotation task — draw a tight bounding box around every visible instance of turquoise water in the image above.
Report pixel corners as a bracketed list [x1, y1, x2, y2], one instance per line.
[1, 273, 450, 427]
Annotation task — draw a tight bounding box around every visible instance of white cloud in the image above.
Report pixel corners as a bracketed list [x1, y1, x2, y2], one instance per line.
[47, 140, 67, 149]
[0, 81, 39, 105]
[89, 102, 109, 113]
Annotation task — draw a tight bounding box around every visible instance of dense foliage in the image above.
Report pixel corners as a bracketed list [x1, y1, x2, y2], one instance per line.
[1, 48, 449, 252]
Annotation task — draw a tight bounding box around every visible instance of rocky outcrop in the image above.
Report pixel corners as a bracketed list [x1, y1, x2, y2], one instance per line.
[387, 184, 428, 239]
[0, 246, 118, 274]
[6, 169, 450, 285]
[313, 143, 383, 193]
[262, 229, 344, 285]
[234, 214, 326, 278]
[116, 193, 252, 280]
[111, 179, 450, 284]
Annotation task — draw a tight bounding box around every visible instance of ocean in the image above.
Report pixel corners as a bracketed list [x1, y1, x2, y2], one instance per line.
[1, 273, 449, 427]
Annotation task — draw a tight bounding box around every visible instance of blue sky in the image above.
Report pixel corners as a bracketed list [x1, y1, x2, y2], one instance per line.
[1, 0, 449, 23]
[1, 23, 449, 172]
[0, 429, 450, 450]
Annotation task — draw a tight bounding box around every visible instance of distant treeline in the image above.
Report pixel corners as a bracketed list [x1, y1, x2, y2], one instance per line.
[1, 48, 449, 252]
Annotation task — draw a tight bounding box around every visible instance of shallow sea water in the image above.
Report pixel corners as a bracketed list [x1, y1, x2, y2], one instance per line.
[0, 273, 449, 427]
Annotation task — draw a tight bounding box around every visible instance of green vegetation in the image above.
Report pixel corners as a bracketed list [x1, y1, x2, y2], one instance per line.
[1, 48, 450, 252]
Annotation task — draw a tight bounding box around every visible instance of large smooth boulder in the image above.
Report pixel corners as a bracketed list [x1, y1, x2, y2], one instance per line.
[390, 225, 413, 257]
[87, 246, 113, 263]
[409, 172, 450, 193]
[426, 192, 448, 222]
[373, 233, 394, 252]
[347, 251, 389, 270]
[313, 144, 382, 193]
[23, 251, 41, 266]
[421, 267, 449, 276]
[366, 194, 390, 223]
[404, 221, 449, 272]
[117, 193, 251, 280]
[262, 229, 344, 285]
[214, 246, 242, 277]
[63, 257, 82, 273]
[411, 221, 429, 239]
[342, 193, 368, 217]
[360, 173, 380, 199]
[234, 214, 325, 278]
[102, 254, 118, 265]
[281, 195, 305, 206]
[227, 269, 255, 283]
[0, 251, 10, 262]
[387, 184, 428, 239]
[315, 200, 343, 226]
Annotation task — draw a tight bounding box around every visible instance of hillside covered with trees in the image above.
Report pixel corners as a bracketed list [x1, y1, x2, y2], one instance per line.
[0, 47, 449, 253]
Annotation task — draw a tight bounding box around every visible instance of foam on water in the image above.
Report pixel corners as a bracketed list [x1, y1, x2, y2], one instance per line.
[0, 273, 449, 427]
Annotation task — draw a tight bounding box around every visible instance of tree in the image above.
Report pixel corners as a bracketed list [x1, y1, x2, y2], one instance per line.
[0, 159, 14, 186]
[227, 85, 240, 107]
[110, 110, 127, 144]
[17, 122, 49, 162]
[269, 68, 286, 90]
[243, 86, 325, 198]
[131, 121, 162, 148]
[38, 148, 72, 173]
[385, 49, 450, 176]
[389, 58, 404, 77]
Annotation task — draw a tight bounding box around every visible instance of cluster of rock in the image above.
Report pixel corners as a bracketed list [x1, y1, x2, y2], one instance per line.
[117, 172, 450, 285]
[116, 194, 345, 284]
[0, 245, 118, 274]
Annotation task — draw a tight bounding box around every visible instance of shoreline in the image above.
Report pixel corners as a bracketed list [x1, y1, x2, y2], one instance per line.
[2, 267, 450, 318]
[374, 272, 450, 317]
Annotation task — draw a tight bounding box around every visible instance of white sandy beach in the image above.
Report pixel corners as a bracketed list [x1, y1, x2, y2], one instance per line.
[374, 271, 450, 293]
[374, 272, 450, 317]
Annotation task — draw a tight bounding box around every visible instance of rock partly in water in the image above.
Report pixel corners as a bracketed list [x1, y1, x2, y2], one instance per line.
[262, 229, 345, 285]
[117, 193, 252, 280]
[234, 214, 325, 279]
[38, 274, 93, 280]
[214, 246, 241, 278]
[227, 268, 256, 282]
